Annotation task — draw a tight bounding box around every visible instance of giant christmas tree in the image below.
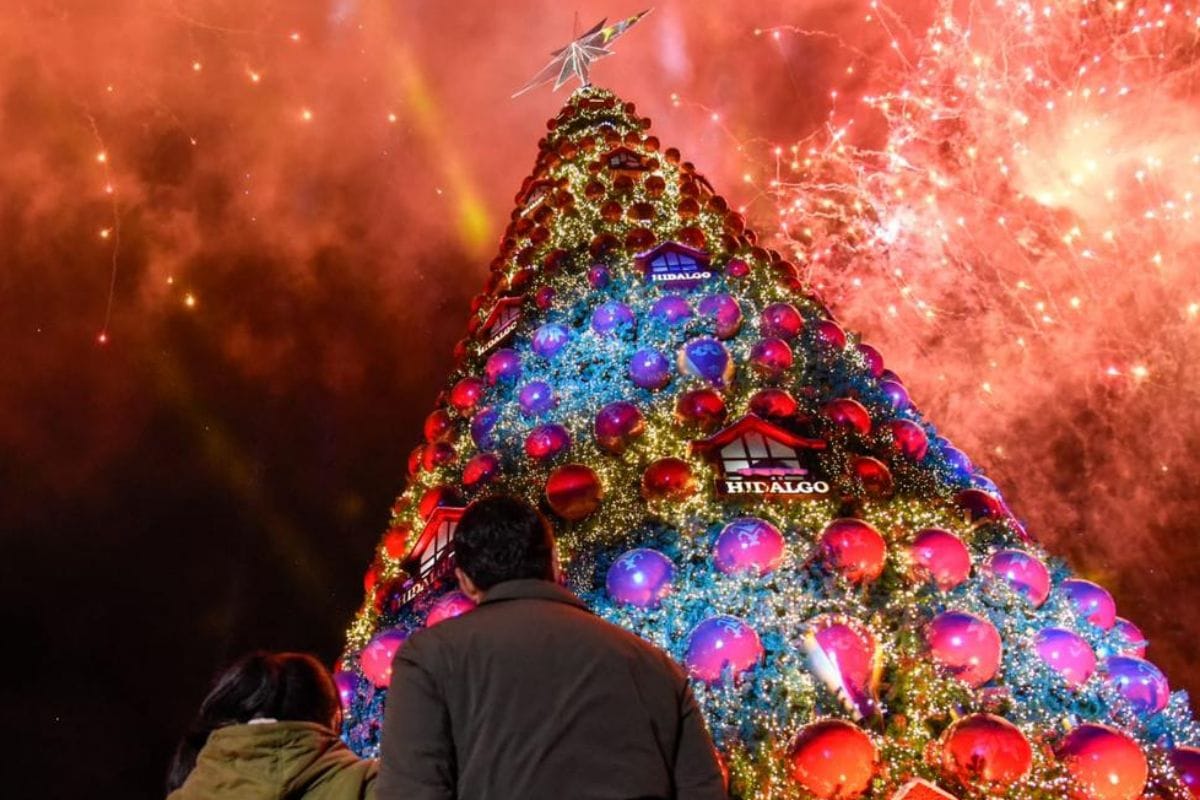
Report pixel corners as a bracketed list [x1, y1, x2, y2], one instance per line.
[336, 83, 1200, 799]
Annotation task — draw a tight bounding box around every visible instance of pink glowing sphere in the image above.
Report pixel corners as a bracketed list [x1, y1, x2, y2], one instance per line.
[749, 337, 794, 380]
[941, 714, 1032, 786]
[819, 518, 887, 584]
[1103, 656, 1170, 714]
[1112, 617, 1148, 658]
[524, 423, 571, 461]
[803, 617, 881, 720]
[713, 517, 786, 576]
[684, 616, 764, 684]
[926, 611, 1003, 687]
[822, 397, 872, 436]
[986, 549, 1051, 607]
[425, 591, 477, 627]
[908, 528, 972, 591]
[887, 419, 929, 460]
[1060, 579, 1118, 630]
[856, 343, 885, 378]
[813, 319, 847, 350]
[594, 401, 645, 454]
[606, 548, 675, 608]
[1034, 627, 1097, 688]
[759, 302, 804, 340]
[1058, 724, 1148, 800]
[360, 627, 409, 688]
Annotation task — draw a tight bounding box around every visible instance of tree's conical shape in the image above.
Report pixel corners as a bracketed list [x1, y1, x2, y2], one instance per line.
[339, 86, 1199, 799]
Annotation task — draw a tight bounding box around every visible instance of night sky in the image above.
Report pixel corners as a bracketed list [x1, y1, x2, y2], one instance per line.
[3, 1, 1198, 796]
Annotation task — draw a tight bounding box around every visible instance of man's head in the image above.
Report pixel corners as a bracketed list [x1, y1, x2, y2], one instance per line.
[453, 495, 556, 601]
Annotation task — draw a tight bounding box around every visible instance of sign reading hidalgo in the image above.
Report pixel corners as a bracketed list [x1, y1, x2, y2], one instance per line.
[397, 506, 464, 607]
[635, 242, 715, 290]
[692, 415, 830, 499]
[474, 296, 523, 355]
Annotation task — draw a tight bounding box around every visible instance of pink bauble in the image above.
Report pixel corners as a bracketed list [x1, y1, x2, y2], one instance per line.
[759, 302, 804, 340]
[955, 488, 1006, 522]
[713, 517, 786, 576]
[684, 616, 763, 684]
[802, 616, 880, 720]
[333, 669, 360, 711]
[594, 401, 645, 454]
[820, 519, 887, 584]
[908, 528, 972, 591]
[750, 337, 794, 380]
[1112, 617, 1148, 658]
[941, 714, 1032, 786]
[823, 398, 872, 436]
[887, 419, 929, 460]
[426, 591, 476, 627]
[1103, 656, 1170, 714]
[927, 611, 1003, 687]
[788, 720, 877, 799]
[1035, 627, 1097, 688]
[449, 377, 485, 412]
[986, 550, 1051, 607]
[524, 423, 571, 461]
[1059, 579, 1117, 630]
[1058, 724, 1148, 800]
[813, 319, 847, 350]
[360, 628, 409, 688]
[423, 409, 455, 443]
[1171, 746, 1200, 799]
[856, 343, 885, 378]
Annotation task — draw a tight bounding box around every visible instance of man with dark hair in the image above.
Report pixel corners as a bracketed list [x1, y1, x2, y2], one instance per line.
[378, 495, 728, 800]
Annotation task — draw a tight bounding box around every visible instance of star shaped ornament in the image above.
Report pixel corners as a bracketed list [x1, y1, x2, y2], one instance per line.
[513, 10, 652, 98]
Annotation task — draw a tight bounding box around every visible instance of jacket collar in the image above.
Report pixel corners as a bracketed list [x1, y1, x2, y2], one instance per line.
[479, 578, 588, 610]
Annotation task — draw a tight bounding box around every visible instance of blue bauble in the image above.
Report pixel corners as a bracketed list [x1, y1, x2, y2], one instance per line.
[591, 301, 635, 335]
[1104, 656, 1169, 713]
[605, 548, 674, 608]
[678, 336, 734, 387]
[629, 349, 671, 390]
[650, 296, 693, 326]
[532, 323, 570, 359]
[470, 406, 499, 449]
[879, 379, 910, 411]
[518, 381, 556, 416]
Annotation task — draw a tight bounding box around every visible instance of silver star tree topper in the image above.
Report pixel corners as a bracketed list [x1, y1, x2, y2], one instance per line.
[512, 10, 652, 98]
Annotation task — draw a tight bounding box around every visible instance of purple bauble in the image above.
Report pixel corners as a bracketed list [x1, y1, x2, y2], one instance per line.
[1035, 627, 1097, 688]
[594, 401, 645, 454]
[485, 348, 521, 385]
[333, 669, 360, 710]
[518, 381, 556, 416]
[698, 293, 743, 339]
[1060, 579, 1118, 630]
[1113, 617, 1148, 658]
[759, 302, 804, 340]
[531, 322, 570, 359]
[879, 379, 910, 411]
[470, 406, 499, 450]
[629, 349, 671, 390]
[678, 336, 734, 387]
[587, 264, 610, 288]
[987, 550, 1051, 607]
[1104, 656, 1170, 713]
[605, 548, 674, 608]
[927, 611, 1003, 687]
[941, 444, 974, 475]
[360, 627, 409, 688]
[426, 591, 476, 627]
[1170, 747, 1200, 797]
[908, 528, 971, 591]
[651, 296, 694, 325]
[713, 517, 786, 576]
[685, 616, 763, 684]
[591, 300, 635, 334]
[524, 423, 571, 461]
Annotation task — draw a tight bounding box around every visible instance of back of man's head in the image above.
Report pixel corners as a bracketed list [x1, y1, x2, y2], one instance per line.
[454, 496, 555, 590]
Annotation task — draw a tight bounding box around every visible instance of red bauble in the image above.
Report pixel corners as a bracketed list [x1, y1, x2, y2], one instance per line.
[819, 519, 887, 584]
[908, 528, 972, 591]
[759, 302, 804, 340]
[750, 337, 794, 380]
[823, 398, 872, 436]
[382, 526, 410, 560]
[888, 419, 929, 460]
[856, 343, 885, 378]
[594, 401, 645, 454]
[642, 458, 698, 502]
[418, 486, 461, 519]
[524, 423, 571, 461]
[788, 719, 877, 799]
[851, 456, 894, 497]
[462, 453, 500, 488]
[545, 464, 603, 521]
[927, 611, 1003, 686]
[535, 285, 556, 310]
[1171, 746, 1200, 798]
[407, 445, 424, 477]
[423, 409, 455, 443]
[1058, 724, 1148, 800]
[449, 377, 485, 413]
[813, 319, 847, 350]
[676, 389, 727, 430]
[748, 388, 797, 420]
[955, 488, 1006, 522]
[422, 441, 456, 471]
[941, 714, 1032, 786]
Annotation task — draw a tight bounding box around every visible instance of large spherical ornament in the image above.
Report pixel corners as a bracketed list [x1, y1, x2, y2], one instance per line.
[879, 379, 910, 411]
[518, 381, 556, 416]
[1035, 627, 1097, 688]
[594, 401, 645, 454]
[750, 337, 795, 380]
[524, 423, 571, 461]
[425, 591, 476, 627]
[714, 517, 786, 576]
[819, 519, 887, 584]
[986, 550, 1052, 607]
[1058, 724, 1148, 800]
[605, 548, 675, 608]
[421, 441, 455, 471]
[470, 406, 499, 450]
[940, 714, 1032, 786]
[759, 302, 804, 340]
[531, 322, 570, 359]
[462, 452, 500, 488]
[423, 409, 454, 443]
[676, 389, 727, 430]
[684, 616, 764, 684]
[382, 526, 410, 560]
[851, 456, 894, 498]
[856, 343, 885, 378]
[955, 488, 1006, 522]
[333, 668, 360, 710]
[629, 348, 672, 390]
[650, 295, 693, 325]
[1103, 656, 1169, 713]
[823, 398, 872, 436]
[927, 611, 1003, 687]
[545, 464, 603, 521]
[449, 377, 485, 412]
[591, 300, 635, 334]
[802, 617, 881, 720]
[787, 720, 877, 799]
[407, 445, 424, 476]
[1060, 579, 1117, 630]
[942, 444, 974, 476]
[641, 457, 698, 502]
[749, 388, 797, 420]
[908, 528, 972, 591]
[1170, 747, 1200, 798]
[679, 336, 735, 387]
[698, 293, 743, 339]
[813, 319, 847, 350]
[418, 485, 461, 519]
[360, 628, 409, 688]
[485, 348, 522, 385]
[1112, 618, 1148, 657]
[888, 419, 929, 460]
[587, 264, 610, 288]
[534, 285, 556, 310]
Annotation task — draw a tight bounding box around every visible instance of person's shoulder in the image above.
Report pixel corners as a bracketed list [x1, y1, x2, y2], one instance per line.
[585, 612, 686, 676]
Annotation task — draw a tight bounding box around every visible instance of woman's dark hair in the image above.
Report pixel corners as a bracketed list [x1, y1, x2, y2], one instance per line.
[454, 495, 556, 590]
[165, 651, 340, 793]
